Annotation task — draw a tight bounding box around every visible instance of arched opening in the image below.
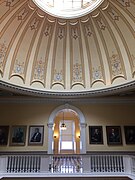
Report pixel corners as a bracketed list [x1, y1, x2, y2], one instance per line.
[53, 109, 80, 154]
[48, 104, 86, 154]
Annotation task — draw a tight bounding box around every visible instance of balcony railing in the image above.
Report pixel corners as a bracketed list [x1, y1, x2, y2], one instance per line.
[0, 153, 135, 179]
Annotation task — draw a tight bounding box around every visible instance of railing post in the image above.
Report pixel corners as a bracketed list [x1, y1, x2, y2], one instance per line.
[131, 156, 135, 178]
[40, 155, 50, 173]
[0, 156, 7, 174]
[131, 156, 135, 172]
[123, 155, 131, 175]
[82, 155, 90, 173]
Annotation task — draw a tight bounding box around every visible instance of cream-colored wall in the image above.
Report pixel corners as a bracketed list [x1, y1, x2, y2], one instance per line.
[0, 103, 135, 152]
[79, 103, 135, 152]
[0, 104, 56, 152]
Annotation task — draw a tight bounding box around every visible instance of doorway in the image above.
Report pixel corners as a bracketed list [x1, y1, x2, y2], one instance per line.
[53, 110, 80, 154]
[48, 104, 86, 154]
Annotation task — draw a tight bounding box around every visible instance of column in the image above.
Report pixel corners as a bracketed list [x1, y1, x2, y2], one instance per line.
[47, 123, 54, 154]
[80, 123, 87, 154]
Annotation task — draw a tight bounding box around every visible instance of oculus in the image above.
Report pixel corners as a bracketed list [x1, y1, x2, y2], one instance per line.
[33, 0, 104, 19]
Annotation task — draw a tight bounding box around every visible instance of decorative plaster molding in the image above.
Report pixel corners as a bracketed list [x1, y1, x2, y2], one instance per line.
[0, 80, 135, 101]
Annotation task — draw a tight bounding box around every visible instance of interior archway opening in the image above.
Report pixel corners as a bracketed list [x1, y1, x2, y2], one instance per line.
[53, 109, 80, 154]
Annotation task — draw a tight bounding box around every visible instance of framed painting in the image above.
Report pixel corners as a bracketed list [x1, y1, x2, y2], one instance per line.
[89, 126, 103, 144]
[10, 126, 27, 146]
[106, 126, 122, 145]
[28, 126, 44, 145]
[124, 126, 135, 144]
[0, 126, 9, 146]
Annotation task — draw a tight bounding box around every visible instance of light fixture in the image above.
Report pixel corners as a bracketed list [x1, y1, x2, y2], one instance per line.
[54, 135, 57, 138]
[60, 111, 67, 130]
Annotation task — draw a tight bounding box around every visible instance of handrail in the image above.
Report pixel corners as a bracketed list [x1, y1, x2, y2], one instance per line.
[0, 154, 135, 179]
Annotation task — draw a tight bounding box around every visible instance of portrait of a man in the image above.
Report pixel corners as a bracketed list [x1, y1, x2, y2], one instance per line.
[0, 126, 9, 145]
[30, 128, 41, 142]
[10, 126, 26, 146]
[28, 126, 44, 145]
[124, 126, 135, 144]
[106, 126, 122, 145]
[89, 126, 103, 144]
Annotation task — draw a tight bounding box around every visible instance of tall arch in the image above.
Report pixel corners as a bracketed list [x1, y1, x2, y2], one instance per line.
[48, 104, 87, 154]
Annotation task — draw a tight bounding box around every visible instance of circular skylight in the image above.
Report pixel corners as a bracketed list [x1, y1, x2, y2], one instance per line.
[33, 0, 104, 19]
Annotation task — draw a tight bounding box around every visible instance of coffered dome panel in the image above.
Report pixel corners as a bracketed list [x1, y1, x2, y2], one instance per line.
[0, 0, 135, 97]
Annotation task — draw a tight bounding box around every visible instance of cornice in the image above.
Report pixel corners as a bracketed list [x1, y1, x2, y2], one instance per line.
[0, 96, 135, 104]
[0, 80, 135, 101]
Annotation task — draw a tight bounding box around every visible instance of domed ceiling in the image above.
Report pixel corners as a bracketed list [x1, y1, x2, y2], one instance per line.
[0, 0, 135, 98]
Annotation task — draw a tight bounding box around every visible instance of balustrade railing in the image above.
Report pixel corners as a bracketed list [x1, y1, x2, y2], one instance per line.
[49, 155, 82, 173]
[89, 155, 124, 173]
[0, 153, 134, 179]
[7, 155, 41, 173]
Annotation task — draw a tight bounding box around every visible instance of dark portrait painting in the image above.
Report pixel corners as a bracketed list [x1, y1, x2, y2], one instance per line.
[89, 126, 103, 144]
[28, 126, 44, 145]
[106, 126, 122, 145]
[10, 126, 27, 146]
[124, 126, 135, 144]
[0, 126, 9, 146]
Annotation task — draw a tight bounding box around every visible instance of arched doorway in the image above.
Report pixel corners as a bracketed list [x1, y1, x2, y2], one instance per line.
[48, 104, 86, 154]
[53, 109, 80, 154]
